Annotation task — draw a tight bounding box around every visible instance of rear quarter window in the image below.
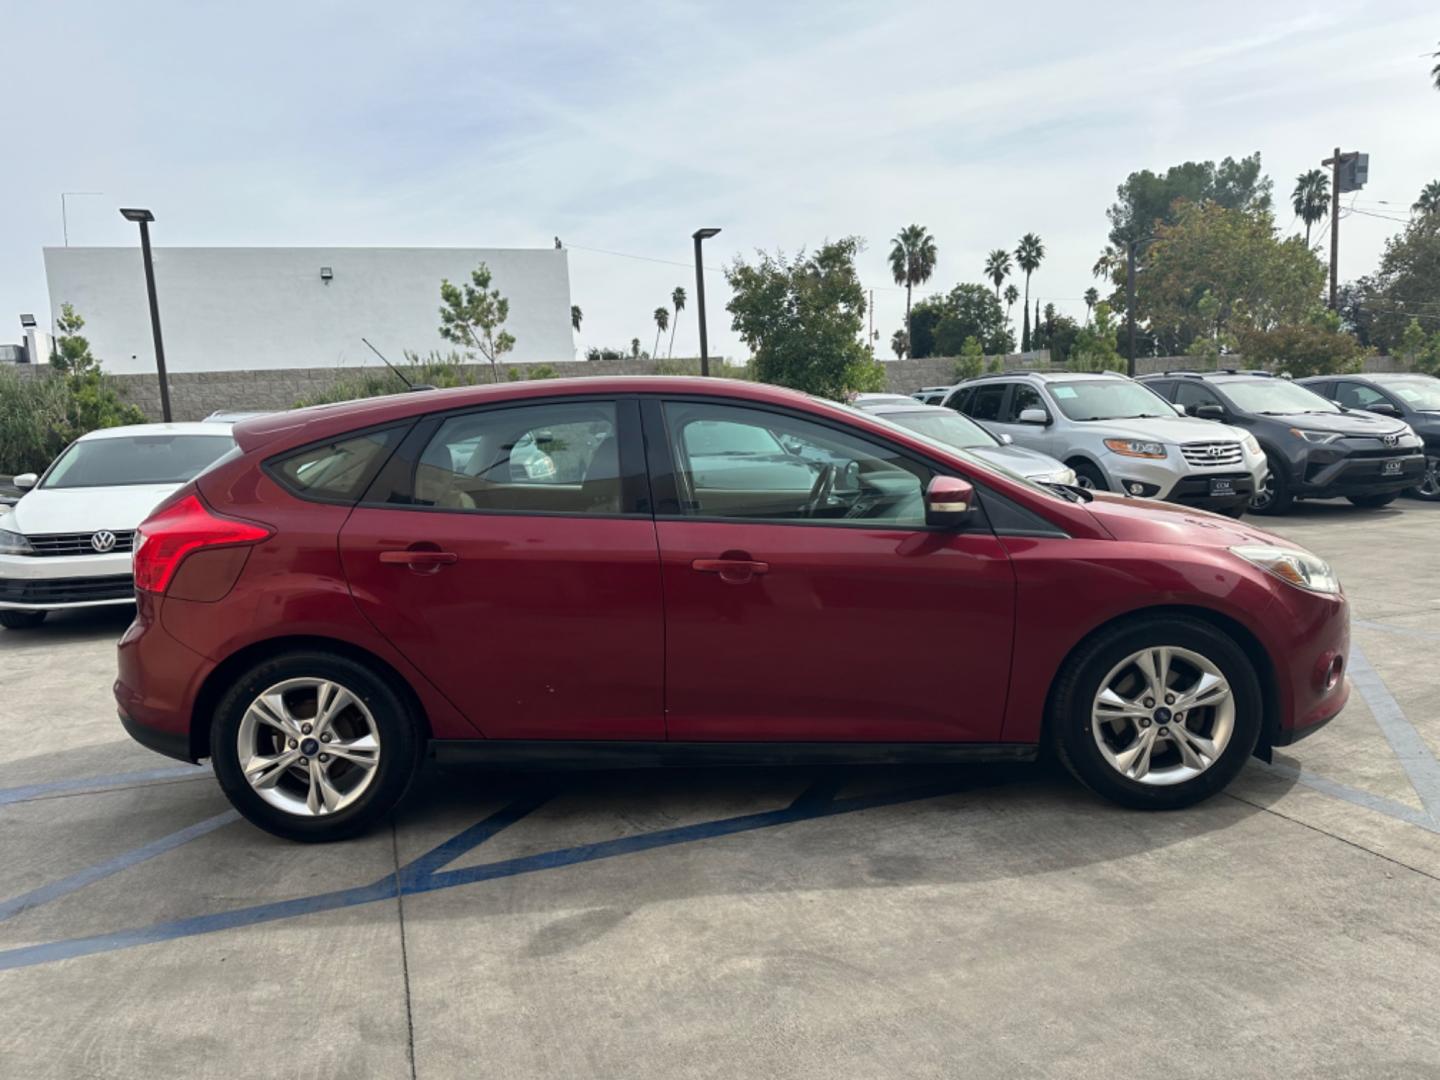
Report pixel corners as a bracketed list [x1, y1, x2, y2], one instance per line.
[269, 427, 406, 503]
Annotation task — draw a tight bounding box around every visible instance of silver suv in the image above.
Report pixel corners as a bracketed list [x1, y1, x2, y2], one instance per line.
[943, 371, 1268, 515]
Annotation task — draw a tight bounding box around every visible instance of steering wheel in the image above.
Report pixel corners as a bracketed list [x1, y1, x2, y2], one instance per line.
[803, 464, 836, 517]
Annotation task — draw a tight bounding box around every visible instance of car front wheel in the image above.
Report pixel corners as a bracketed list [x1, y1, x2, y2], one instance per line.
[211, 651, 425, 842]
[1050, 616, 1262, 810]
[1409, 456, 1440, 501]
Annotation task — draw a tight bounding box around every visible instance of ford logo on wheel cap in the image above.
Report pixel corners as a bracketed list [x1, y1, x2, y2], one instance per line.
[90, 530, 117, 553]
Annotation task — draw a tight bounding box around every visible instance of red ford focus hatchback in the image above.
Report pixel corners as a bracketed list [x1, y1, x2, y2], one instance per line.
[116, 377, 1350, 841]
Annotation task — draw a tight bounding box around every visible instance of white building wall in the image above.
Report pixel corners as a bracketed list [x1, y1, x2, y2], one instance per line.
[43, 247, 574, 374]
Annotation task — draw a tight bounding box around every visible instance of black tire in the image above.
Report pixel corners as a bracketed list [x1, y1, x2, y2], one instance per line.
[0, 610, 47, 630]
[1049, 615, 1262, 811]
[211, 650, 425, 842]
[1248, 454, 1292, 515]
[1216, 505, 1246, 519]
[1071, 461, 1109, 492]
[1407, 456, 1440, 502]
[1346, 492, 1398, 509]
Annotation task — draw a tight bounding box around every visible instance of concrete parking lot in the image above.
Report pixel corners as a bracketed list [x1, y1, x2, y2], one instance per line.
[2, 501, 1439, 1079]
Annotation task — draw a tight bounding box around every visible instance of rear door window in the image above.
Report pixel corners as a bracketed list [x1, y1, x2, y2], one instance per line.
[1005, 384, 1045, 421]
[966, 384, 1008, 422]
[270, 427, 405, 503]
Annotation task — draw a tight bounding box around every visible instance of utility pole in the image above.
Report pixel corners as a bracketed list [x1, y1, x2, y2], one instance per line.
[1126, 241, 1137, 378]
[1321, 148, 1368, 310]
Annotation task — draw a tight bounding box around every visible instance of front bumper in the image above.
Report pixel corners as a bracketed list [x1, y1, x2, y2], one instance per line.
[1102, 455, 1259, 510]
[0, 551, 135, 610]
[1293, 451, 1426, 499]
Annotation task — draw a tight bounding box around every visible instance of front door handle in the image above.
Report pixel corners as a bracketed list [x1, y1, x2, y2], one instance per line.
[379, 549, 459, 568]
[692, 558, 770, 584]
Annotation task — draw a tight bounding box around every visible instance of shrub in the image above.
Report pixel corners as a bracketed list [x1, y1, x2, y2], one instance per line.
[953, 336, 985, 382]
[0, 368, 72, 475]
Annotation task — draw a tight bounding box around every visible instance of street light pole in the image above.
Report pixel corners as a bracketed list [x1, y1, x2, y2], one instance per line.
[692, 227, 721, 377]
[119, 208, 172, 422]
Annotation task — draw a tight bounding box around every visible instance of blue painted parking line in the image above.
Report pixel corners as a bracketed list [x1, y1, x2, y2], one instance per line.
[1354, 619, 1440, 643]
[1348, 645, 1440, 823]
[0, 779, 968, 973]
[0, 810, 240, 922]
[0, 765, 207, 807]
[1252, 761, 1440, 836]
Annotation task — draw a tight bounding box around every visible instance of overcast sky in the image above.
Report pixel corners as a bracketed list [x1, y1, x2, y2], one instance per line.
[2, 1, 1437, 364]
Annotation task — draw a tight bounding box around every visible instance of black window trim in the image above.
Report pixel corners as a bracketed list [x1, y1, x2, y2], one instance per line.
[355, 394, 651, 519]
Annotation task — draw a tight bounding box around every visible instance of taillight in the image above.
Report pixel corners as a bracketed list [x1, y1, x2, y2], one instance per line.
[133, 494, 273, 595]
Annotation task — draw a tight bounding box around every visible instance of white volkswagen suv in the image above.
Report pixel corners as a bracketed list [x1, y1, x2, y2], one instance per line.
[0, 422, 236, 629]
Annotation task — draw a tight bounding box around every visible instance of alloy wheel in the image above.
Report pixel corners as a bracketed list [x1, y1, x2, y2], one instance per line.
[1418, 456, 1440, 500]
[1249, 472, 1275, 512]
[237, 678, 381, 816]
[1090, 646, 1235, 787]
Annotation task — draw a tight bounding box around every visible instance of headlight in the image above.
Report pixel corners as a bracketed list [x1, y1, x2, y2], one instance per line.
[1104, 438, 1166, 459]
[1243, 435, 1261, 455]
[1289, 428, 1342, 444]
[1230, 544, 1340, 595]
[0, 528, 34, 556]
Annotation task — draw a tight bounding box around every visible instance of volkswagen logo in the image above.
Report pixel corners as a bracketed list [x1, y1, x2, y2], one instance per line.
[1383, 433, 1398, 448]
[90, 530, 117, 553]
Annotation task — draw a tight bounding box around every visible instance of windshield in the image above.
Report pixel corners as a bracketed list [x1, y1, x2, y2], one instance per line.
[682, 420, 785, 456]
[42, 434, 236, 489]
[1380, 378, 1440, 411]
[881, 409, 999, 450]
[1222, 380, 1339, 415]
[1049, 380, 1176, 421]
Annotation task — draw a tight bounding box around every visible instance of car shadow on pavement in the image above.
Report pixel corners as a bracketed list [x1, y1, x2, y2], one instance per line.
[0, 605, 134, 650]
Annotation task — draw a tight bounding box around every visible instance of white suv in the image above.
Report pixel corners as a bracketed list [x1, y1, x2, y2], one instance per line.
[0, 422, 236, 628]
[944, 372, 1267, 515]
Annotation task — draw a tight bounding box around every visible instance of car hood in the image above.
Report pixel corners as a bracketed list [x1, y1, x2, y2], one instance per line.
[1264, 410, 1409, 437]
[1080, 491, 1295, 550]
[0, 484, 182, 535]
[968, 444, 1069, 479]
[1080, 415, 1248, 445]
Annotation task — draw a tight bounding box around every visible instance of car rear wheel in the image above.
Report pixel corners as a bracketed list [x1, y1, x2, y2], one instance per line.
[1248, 455, 1291, 515]
[1409, 456, 1440, 501]
[1347, 492, 1398, 509]
[1071, 462, 1108, 492]
[0, 610, 47, 630]
[1049, 616, 1261, 810]
[211, 651, 424, 842]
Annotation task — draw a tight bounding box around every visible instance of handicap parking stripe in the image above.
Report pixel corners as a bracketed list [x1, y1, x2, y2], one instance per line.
[0, 765, 207, 807]
[1348, 645, 1440, 824]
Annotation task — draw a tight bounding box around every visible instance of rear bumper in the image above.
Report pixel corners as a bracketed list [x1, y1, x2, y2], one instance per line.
[1294, 453, 1425, 498]
[119, 708, 197, 763]
[114, 595, 214, 762]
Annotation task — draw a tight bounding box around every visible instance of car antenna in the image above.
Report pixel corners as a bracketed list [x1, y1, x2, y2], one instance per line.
[360, 337, 424, 391]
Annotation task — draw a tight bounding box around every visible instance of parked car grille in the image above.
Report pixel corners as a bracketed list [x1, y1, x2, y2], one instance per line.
[1180, 442, 1244, 467]
[1335, 437, 1417, 459]
[0, 575, 134, 604]
[25, 531, 136, 557]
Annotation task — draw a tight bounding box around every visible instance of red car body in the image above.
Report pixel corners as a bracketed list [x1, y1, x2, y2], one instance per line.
[116, 377, 1348, 772]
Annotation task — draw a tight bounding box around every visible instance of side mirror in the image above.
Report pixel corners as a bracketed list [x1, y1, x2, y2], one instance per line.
[1366, 402, 1400, 417]
[13, 473, 37, 491]
[1017, 408, 1050, 426]
[997, 433, 1014, 445]
[924, 476, 977, 529]
[1193, 404, 1224, 421]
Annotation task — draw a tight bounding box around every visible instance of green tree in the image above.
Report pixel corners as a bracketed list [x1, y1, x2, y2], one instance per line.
[48, 303, 145, 436]
[1415, 180, 1440, 215]
[438, 263, 516, 383]
[1003, 283, 1019, 332]
[1292, 169, 1330, 248]
[911, 284, 1013, 358]
[984, 249, 1012, 296]
[1083, 287, 1099, 322]
[1015, 233, 1044, 350]
[630, 338, 642, 359]
[1069, 302, 1123, 372]
[1136, 201, 1325, 355]
[1107, 153, 1273, 249]
[571, 304, 583, 332]
[726, 237, 872, 400]
[1397, 318, 1429, 368]
[889, 225, 937, 347]
[1359, 213, 1440, 351]
[652, 306, 669, 360]
[890, 328, 909, 360]
[953, 336, 985, 382]
[1234, 310, 1366, 378]
[668, 286, 686, 357]
[0, 366, 73, 474]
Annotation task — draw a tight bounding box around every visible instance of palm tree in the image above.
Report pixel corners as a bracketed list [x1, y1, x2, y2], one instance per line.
[630, 337, 642, 359]
[1092, 245, 1122, 281]
[1083, 287, 1099, 323]
[890, 329, 909, 360]
[652, 307, 669, 360]
[889, 225, 938, 345]
[667, 286, 686, 358]
[1291, 169, 1330, 247]
[1432, 41, 1439, 91]
[1015, 233, 1045, 351]
[1003, 283, 1019, 330]
[1415, 180, 1440, 215]
[570, 305, 583, 332]
[984, 249, 1012, 297]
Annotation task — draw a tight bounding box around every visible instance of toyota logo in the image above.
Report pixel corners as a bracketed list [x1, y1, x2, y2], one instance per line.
[1383, 433, 1398, 447]
[90, 530, 117, 553]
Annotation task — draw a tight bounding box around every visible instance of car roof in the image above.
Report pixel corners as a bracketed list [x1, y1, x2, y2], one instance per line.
[956, 370, 1129, 387]
[1139, 370, 1274, 382]
[76, 421, 236, 441]
[863, 403, 955, 416]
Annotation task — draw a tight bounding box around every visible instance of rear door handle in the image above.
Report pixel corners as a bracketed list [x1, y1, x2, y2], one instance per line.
[692, 558, 770, 584]
[379, 549, 459, 567]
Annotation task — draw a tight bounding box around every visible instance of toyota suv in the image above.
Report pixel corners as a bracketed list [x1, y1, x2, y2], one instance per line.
[1297, 373, 1440, 502]
[1139, 371, 1426, 514]
[943, 372, 1267, 516]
